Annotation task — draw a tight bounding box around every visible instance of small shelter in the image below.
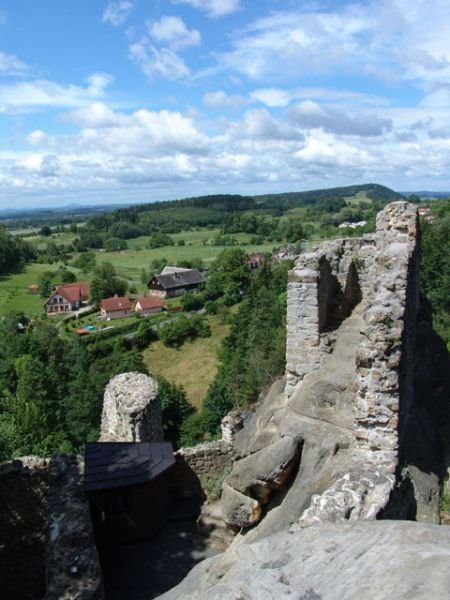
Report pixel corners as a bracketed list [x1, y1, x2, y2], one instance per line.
[85, 442, 175, 544]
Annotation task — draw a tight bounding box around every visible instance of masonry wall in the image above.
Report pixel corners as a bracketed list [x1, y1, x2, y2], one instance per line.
[286, 235, 377, 396]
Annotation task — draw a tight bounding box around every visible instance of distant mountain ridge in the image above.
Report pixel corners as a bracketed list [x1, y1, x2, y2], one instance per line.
[0, 184, 402, 222]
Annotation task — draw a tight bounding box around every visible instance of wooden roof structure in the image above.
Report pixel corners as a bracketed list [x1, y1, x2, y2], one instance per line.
[84, 442, 175, 492]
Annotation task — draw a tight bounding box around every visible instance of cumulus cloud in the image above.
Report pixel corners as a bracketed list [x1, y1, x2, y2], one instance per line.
[231, 108, 302, 142]
[31, 104, 208, 157]
[129, 39, 190, 80]
[171, 0, 240, 18]
[288, 101, 392, 137]
[203, 90, 246, 111]
[102, 1, 134, 26]
[0, 73, 113, 113]
[148, 16, 201, 50]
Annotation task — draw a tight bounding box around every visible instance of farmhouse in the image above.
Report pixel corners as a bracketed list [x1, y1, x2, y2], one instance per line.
[147, 267, 205, 298]
[44, 282, 89, 315]
[134, 296, 163, 316]
[100, 296, 132, 320]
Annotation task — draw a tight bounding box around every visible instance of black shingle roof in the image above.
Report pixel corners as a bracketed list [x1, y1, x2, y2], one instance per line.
[84, 442, 175, 492]
[149, 268, 205, 290]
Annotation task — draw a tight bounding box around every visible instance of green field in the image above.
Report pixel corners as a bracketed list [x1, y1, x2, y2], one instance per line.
[142, 314, 230, 408]
[97, 231, 274, 283]
[0, 263, 79, 316]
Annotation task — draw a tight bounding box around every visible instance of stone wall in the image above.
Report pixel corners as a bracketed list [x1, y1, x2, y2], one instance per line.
[173, 411, 246, 497]
[286, 235, 377, 396]
[0, 457, 49, 600]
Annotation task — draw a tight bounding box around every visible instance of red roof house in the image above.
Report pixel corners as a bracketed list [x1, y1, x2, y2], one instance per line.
[45, 282, 90, 315]
[134, 296, 163, 316]
[100, 296, 132, 320]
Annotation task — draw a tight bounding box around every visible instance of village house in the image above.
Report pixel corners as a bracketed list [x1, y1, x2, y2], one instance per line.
[147, 267, 205, 298]
[134, 296, 164, 316]
[100, 296, 132, 320]
[44, 282, 89, 315]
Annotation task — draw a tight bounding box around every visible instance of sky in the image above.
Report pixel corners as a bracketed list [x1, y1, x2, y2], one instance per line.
[1, 0, 450, 208]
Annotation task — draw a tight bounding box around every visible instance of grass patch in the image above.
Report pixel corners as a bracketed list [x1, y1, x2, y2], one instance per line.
[0, 262, 67, 317]
[142, 314, 230, 409]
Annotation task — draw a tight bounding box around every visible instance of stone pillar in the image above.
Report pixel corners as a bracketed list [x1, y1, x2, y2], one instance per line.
[286, 260, 321, 396]
[99, 372, 163, 442]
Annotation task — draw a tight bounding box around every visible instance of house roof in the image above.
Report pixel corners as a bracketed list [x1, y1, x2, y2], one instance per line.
[148, 268, 205, 291]
[84, 442, 175, 492]
[100, 296, 131, 312]
[45, 282, 89, 305]
[135, 296, 163, 310]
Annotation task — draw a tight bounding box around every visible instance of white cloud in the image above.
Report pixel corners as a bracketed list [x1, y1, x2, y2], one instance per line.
[31, 104, 208, 157]
[288, 101, 392, 137]
[209, 1, 450, 92]
[0, 51, 29, 75]
[0, 73, 113, 113]
[148, 16, 201, 50]
[203, 90, 246, 110]
[171, 0, 240, 18]
[102, 1, 134, 26]
[129, 39, 190, 80]
[229, 108, 302, 142]
[250, 87, 389, 109]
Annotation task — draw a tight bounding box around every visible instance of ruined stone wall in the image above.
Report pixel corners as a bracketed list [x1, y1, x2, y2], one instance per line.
[353, 202, 420, 453]
[286, 235, 377, 395]
[0, 457, 49, 600]
[173, 411, 245, 497]
[221, 202, 436, 532]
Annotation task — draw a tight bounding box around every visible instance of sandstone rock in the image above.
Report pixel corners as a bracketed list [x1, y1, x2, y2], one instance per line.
[99, 371, 163, 442]
[158, 521, 450, 600]
[221, 483, 261, 529]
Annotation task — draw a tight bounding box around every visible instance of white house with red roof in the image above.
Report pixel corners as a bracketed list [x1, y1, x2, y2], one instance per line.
[134, 296, 163, 316]
[100, 296, 132, 320]
[44, 282, 89, 315]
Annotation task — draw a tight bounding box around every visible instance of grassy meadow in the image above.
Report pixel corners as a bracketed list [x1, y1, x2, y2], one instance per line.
[0, 262, 81, 316]
[142, 314, 230, 408]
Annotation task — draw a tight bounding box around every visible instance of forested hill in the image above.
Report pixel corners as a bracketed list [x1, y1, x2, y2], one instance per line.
[81, 183, 401, 232]
[113, 183, 402, 219]
[253, 183, 403, 206]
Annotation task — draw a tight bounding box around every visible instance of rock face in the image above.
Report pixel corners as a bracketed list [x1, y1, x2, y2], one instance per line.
[159, 521, 450, 600]
[99, 371, 163, 442]
[220, 201, 450, 537]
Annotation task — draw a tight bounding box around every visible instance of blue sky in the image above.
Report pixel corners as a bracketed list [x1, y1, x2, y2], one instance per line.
[1, 0, 450, 208]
